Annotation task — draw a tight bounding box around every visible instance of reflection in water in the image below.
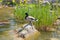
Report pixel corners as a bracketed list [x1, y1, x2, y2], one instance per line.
[0, 19, 16, 32]
[38, 26, 60, 40]
[0, 28, 9, 32]
[0, 19, 16, 40]
[9, 19, 16, 30]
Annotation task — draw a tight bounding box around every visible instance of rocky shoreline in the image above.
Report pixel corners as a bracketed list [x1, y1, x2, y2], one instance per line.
[9, 28, 40, 40]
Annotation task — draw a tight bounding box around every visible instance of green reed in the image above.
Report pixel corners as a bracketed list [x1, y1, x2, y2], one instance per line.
[14, 3, 57, 28]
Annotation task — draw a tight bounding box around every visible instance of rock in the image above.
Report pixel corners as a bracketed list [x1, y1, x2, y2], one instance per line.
[22, 24, 37, 33]
[49, 28, 56, 31]
[9, 30, 24, 40]
[0, 3, 2, 8]
[25, 30, 40, 40]
[54, 19, 60, 26]
[40, 27, 56, 32]
[53, 16, 60, 26]
[9, 23, 40, 40]
[57, 31, 60, 34]
[9, 30, 40, 40]
[0, 6, 2, 8]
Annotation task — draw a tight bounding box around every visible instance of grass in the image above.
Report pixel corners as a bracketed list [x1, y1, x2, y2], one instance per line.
[14, 3, 58, 29]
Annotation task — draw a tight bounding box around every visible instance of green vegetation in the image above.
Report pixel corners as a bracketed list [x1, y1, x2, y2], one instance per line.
[0, 0, 60, 29]
[14, 3, 58, 28]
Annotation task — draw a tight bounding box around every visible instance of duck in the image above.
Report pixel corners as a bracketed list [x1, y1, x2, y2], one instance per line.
[16, 13, 38, 38]
[17, 12, 38, 31]
[23, 12, 38, 32]
[25, 13, 38, 23]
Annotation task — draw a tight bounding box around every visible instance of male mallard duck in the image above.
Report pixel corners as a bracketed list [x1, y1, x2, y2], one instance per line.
[15, 13, 38, 38]
[25, 13, 38, 22]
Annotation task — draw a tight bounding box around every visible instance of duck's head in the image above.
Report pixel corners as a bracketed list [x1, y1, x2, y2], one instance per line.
[25, 12, 28, 19]
[25, 13, 29, 16]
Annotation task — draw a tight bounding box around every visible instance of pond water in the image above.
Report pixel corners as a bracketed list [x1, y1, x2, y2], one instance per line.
[0, 19, 60, 40]
[0, 7, 60, 40]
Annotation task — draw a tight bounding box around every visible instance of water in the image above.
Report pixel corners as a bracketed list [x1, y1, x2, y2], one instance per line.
[0, 19, 60, 40]
[0, 7, 60, 40]
[0, 19, 17, 40]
